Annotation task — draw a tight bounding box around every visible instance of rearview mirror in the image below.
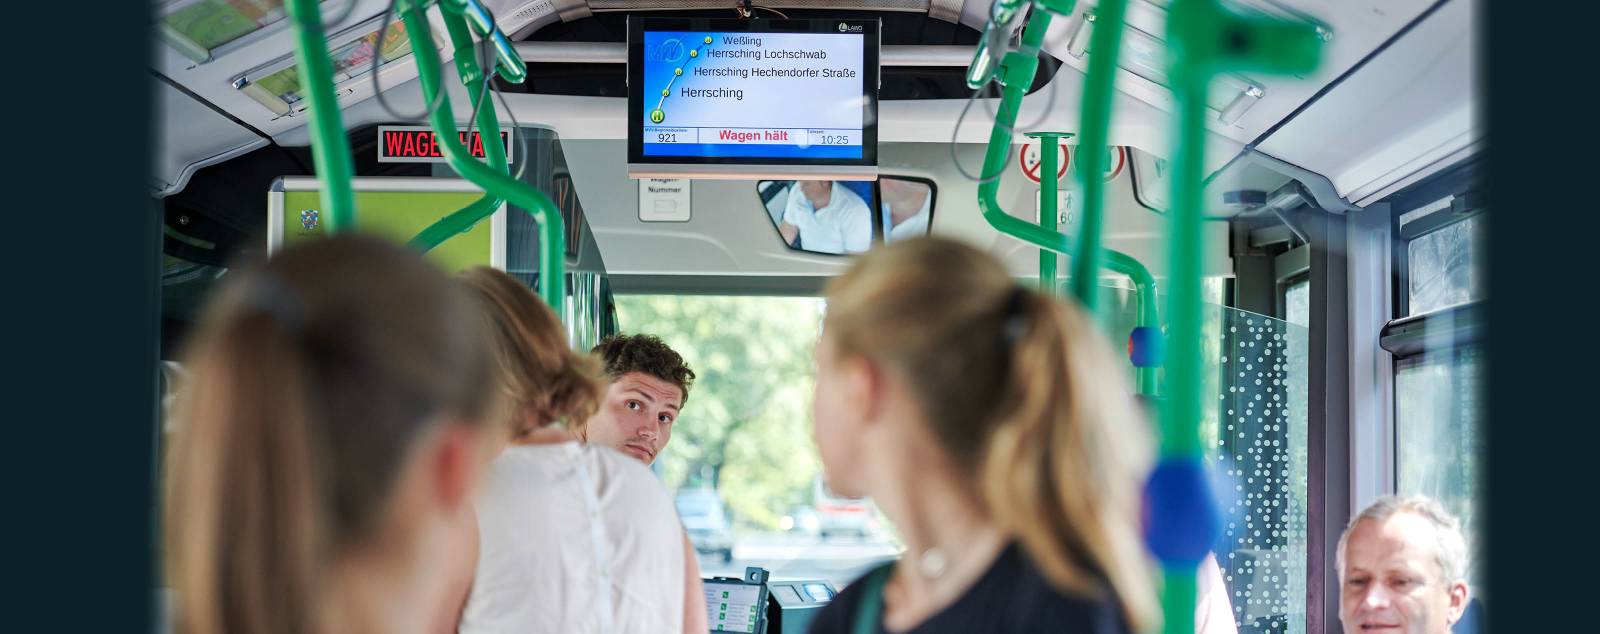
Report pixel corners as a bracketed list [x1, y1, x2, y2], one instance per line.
[878, 177, 935, 243]
[758, 180, 875, 255]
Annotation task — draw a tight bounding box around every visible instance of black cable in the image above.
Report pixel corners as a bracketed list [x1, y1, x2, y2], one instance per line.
[492, 69, 532, 183]
[462, 36, 497, 152]
[369, 0, 449, 121]
[947, 9, 1063, 184]
[949, 79, 1011, 183]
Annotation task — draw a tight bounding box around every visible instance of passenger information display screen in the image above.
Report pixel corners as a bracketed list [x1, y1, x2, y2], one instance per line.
[629, 18, 879, 179]
[704, 581, 765, 633]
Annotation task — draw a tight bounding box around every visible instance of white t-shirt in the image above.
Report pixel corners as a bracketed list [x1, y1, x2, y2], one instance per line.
[459, 442, 685, 634]
[1196, 553, 1239, 634]
[782, 182, 872, 254]
[885, 195, 932, 242]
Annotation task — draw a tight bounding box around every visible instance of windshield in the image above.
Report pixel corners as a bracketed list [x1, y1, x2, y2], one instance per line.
[617, 294, 899, 588]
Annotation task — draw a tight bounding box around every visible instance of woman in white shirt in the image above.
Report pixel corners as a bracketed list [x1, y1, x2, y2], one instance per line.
[444, 267, 707, 634]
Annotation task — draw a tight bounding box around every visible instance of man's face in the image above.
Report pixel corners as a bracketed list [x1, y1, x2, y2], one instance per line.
[583, 372, 682, 465]
[799, 180, 832, 209]
[1339, 513, 1468, 634]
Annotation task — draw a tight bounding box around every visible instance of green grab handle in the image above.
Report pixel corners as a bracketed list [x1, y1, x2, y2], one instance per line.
[418, 6, 511, 232]
[399, 1, 565, 315]
[973, 6, 1159, 394]
[1068, 0, 1129, 313]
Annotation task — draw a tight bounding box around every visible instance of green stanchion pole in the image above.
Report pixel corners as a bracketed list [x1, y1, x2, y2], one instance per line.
[1158, 2, 1321, 633]
[1028, 131, 1073, 296]
[283, 0, 356, 231]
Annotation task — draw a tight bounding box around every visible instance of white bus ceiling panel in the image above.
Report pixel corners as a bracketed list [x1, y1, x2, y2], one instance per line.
[564, 139, 1222, 281]
[1044, 0, 1436, 146]
[875, 72, 1244, 174]
[153, 78, 269, 197]
[562, 140, 858, 277]
[1255, 0, 1477, 206]
[155, 0, 453, 140]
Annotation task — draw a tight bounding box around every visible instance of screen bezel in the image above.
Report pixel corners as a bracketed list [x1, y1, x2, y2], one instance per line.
[627, 17, 880, 174]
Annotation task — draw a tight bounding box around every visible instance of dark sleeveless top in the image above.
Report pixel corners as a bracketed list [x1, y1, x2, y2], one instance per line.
[807, 543, 1131, 634]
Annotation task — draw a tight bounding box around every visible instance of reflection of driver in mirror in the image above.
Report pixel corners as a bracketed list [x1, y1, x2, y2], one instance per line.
[779, 180, 871, 254]
[879, 178, 931, 242]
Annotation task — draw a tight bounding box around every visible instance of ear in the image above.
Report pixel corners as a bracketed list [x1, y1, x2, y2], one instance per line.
[428, 423, 482, 511]
[843, 355, 888, 426]
[1445, 580, 1470, 624]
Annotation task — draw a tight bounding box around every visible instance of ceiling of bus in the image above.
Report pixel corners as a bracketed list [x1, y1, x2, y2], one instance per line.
[155, 0, 1473, 213]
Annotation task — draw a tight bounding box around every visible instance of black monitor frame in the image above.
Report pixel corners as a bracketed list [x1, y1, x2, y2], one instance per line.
[627, 17, 881, 180]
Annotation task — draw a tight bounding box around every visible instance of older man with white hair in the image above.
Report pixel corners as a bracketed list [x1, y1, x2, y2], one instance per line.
[1338, 495, 1471, 634]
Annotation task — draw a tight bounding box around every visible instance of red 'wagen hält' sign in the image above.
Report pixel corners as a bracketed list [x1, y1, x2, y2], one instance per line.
[377, 125, 514, 163]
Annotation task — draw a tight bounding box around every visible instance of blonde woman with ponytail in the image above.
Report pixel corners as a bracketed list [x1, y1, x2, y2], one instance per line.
[164, 235, 498, 634]
[447, 267, 706, 634]
[807, 237, 1157, 634]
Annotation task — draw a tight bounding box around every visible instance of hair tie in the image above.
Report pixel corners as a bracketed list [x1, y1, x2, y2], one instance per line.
[238, 273, 306, 333]
[1001, 287, 1030, 345]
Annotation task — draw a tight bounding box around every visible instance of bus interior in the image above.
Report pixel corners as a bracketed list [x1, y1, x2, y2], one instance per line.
[153, 0, 1482, 632]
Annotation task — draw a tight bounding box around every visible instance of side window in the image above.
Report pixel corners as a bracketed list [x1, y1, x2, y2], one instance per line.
[1403, 213, 1484, 316]
[1283, 276, 1309, 329]
[1394, 346, 1482, 588]
[1388, 190, 1486, 595]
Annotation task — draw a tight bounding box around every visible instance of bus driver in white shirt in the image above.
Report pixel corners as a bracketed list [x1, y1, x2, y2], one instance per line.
[779, 180, 872, 254]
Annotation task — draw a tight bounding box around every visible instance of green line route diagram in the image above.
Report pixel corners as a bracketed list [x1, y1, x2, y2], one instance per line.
[650, 35, 715, 124]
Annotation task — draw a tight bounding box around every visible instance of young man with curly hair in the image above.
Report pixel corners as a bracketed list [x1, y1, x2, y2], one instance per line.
[577, 334, 696, 466]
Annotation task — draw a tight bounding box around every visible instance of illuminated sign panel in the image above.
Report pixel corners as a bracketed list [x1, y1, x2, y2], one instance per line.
[377, 125, 514, 163]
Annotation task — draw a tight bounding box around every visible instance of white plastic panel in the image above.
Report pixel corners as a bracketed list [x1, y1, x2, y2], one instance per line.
[1256, 0, 1476, 204]
[564, 139, 1229, 281]
[1046, 0, 1437, 145]
[152, 78, 267, 197]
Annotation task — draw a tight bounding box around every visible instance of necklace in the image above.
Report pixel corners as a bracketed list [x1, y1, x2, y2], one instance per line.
[917, 547, 948, 579]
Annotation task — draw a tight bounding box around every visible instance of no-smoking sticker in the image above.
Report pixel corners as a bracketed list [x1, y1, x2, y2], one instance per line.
[1020, 141, 1070, 184]
[1019, 144, 1128, 184]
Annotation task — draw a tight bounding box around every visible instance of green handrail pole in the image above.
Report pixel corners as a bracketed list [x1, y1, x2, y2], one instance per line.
[1158, 2, 1321, 633]
[1031, 131, 1066, 295]
[1068, 0, 1129, 312]
[400, 1, 566, 314]
[972, 4, 1160, 382]
[284, 0, 357, 231]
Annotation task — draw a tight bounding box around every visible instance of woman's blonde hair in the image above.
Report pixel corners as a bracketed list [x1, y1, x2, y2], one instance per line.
[822, 237, 1157, 629]
[164, 235, 496, 634]
[458, 267, 604, 437]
